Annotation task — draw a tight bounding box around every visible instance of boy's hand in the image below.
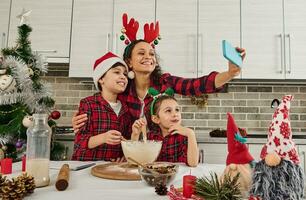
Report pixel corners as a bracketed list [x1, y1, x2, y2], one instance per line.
[72, 111, 88, 133]
[168, 124, 194, 137]
[102, 130, 122, 145]
[132, 118, 146, 136]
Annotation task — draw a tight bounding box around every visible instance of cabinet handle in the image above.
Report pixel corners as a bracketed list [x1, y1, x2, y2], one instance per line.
[199, 149, 204, 164]
[106, 33, 111, 52]
[115, 33, 119, 54]
[301, 151, 306, 173]
[1, 32, 6, 49]
[34, 50, 57, 53]
[285, 34, 292, 74]
[278, 34, 284, 74]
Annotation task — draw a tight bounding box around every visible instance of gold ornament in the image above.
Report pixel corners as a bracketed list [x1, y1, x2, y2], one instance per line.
[190, 94, 208, 108]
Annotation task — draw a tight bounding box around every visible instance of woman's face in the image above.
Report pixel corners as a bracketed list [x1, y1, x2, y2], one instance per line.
[128, 41, 157, 75]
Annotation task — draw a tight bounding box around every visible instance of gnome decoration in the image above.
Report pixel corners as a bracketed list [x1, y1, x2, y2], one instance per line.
[221, 112, 255, 197]
[249, 95, 304, 200]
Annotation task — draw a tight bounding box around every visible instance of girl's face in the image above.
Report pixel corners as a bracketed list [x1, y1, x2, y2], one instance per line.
[152, 99, 181, 129]
[128, 41, 157, 75]
[98, 65, 128, 93]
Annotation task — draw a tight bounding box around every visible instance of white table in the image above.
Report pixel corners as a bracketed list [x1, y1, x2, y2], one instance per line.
[9, 161, 225, 200]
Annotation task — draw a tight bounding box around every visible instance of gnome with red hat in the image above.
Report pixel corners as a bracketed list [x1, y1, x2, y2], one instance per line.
[249, 95, 304, 200]
[221, 112, 255, 197]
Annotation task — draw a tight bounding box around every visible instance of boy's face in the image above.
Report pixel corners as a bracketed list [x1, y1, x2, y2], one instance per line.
[98, 65, 128, 93]
[152, 99, 181, 129]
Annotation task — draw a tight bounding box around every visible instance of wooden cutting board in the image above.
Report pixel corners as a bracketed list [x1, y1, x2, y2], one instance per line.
[91, 162, 141, 180]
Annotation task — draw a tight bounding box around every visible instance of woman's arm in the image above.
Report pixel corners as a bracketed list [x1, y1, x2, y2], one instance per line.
[215, 47, 246, 88]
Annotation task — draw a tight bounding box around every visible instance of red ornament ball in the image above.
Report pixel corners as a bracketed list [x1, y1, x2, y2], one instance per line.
[50, 110, 61, 120]
[124, 39, 130, 45]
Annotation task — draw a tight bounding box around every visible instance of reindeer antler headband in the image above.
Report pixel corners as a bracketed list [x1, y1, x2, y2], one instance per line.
[120, 13, 161, 48]
[148, 87, 174, 115]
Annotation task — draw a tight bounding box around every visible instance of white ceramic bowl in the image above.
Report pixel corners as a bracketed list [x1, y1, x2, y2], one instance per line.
[121, 140, 162, 165]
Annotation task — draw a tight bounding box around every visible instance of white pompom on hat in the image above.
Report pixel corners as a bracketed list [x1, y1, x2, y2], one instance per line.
[93, 52, 128, 91]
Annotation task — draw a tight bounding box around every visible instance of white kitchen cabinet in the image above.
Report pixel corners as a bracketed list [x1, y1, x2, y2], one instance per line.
[69, 0, 114, 77]
[198, 0, 240, 77]
[156, 0, 197, 78]
[0, 0, 11, 49]
[113, 0, 155, 57]
[8, 0, 73, 63]
[283, 0, 306, 79]
[198, 143, 227, 164]
[241, 0, 306, 79]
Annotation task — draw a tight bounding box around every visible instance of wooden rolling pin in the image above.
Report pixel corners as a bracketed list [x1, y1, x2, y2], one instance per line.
[55, 164, 70, 191]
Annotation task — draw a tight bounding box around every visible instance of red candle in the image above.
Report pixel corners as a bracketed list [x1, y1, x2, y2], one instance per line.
[183, 174, 196, 198]
[22, 155, 26, 171]
[0, 158, 13, 174]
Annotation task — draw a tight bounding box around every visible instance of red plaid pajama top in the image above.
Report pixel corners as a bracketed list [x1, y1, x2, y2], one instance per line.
[72, 93, 131, 161]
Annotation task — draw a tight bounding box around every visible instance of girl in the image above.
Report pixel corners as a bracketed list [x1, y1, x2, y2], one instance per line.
[72, 52, 130, 161]
[131, 88, 199, 167]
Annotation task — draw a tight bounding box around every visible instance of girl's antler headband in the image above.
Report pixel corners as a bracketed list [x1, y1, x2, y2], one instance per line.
[148, 87, 174, 115]
[120, 13, 161, 48]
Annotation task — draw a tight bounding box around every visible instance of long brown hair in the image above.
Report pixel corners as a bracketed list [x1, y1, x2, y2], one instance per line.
[123, 39, 162, 87]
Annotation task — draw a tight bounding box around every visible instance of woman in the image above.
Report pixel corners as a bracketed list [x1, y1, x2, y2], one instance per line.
[72, 39, 245, 133]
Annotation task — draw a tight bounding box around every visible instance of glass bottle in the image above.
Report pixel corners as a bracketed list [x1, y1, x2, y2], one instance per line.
[26, 113, 51, 187]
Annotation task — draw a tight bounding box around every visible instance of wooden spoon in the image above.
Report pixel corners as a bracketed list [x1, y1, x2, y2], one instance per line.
[127, 157, 159, 176]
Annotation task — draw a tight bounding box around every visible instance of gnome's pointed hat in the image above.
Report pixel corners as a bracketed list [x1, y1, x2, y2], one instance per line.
[260, 95, 300, 164]
[226, 113, 254, 165]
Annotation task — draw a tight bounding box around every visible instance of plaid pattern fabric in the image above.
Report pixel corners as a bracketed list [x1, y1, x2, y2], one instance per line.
[118, 71, 223, 130]
[72, 93, 131, 161]
[147, 129, 188, 164]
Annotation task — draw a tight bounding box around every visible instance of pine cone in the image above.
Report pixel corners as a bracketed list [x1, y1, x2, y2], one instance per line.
[18, 173, 36, 194]
[1, 178, 25, 200]
[155, 183, 168, 195]
[0, 174, 7, 198]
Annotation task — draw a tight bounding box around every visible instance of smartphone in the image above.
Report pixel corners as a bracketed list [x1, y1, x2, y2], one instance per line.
[222, 40, 242, 67]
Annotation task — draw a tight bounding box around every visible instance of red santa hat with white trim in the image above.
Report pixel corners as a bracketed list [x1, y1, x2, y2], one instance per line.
[260, 95, 300, 164]
[226, 112, 254, 165]
[92, 52, 128, 91]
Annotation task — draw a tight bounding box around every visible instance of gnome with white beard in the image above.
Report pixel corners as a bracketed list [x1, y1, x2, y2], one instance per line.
[249, 95, 304, 200]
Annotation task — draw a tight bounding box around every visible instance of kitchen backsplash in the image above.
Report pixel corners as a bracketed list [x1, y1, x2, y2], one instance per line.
[44, 65, 306, 133]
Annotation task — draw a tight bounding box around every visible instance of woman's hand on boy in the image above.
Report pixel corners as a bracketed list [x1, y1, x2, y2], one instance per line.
[72, 111, 88, 133]
[102, 130, 122, 145]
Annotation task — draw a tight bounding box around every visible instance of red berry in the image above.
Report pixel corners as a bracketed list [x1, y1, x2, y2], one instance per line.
[51, 110, 61, 120]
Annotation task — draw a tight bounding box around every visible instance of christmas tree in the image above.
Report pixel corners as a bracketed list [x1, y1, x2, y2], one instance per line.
[0, 9, 64, 161]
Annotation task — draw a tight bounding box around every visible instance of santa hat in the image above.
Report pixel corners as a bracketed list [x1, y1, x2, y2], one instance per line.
[92, 52, 128, 91]
[260, 95, 300, 164]
[226, 112, 254, 165]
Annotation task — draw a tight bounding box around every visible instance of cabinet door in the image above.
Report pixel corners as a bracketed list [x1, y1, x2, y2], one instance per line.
[8, 0, 73, 63]
[199, 0, 240, 77]
[284, 0, 306, 79]
[198, 143, 227, 164]
[113, 0, 155, 58]
[0, 0, 11, 49]
[156, 0, 197, 78]
[69, 0, 113, 77]
[241, 0, 284, 79]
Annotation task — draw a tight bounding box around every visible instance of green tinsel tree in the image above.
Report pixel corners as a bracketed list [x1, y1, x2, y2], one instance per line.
[0, 18, 64, 160]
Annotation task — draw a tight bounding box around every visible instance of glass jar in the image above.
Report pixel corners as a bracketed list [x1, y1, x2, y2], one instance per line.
[26, 113, 51, 187]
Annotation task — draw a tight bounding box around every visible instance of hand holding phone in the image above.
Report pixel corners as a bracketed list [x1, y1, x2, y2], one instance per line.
[222, 40, 242, 67]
